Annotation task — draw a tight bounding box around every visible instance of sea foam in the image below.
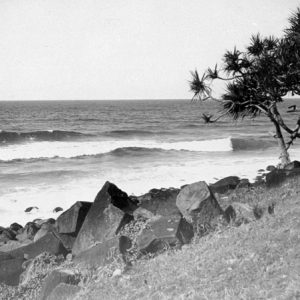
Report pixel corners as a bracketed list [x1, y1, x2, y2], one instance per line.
[0, 138, 233, 161]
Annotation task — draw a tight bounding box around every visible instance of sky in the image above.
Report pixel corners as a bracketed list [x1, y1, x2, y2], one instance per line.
[0, 0, 299, 100]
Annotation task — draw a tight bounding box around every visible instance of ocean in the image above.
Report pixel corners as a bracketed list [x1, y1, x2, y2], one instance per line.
[1, 99, 299, 226]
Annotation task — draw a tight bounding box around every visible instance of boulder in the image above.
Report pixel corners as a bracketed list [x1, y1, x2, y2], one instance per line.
[223, 205, 236, 223]
[265, 169, 286, 187]
[16, 222, 40, 242]
[25, 206, 39, 213]
[137, 215, 194, 254]
[10, 232, 69, 259]
[0, 227, 16, 243]
[0, 256, 25, 286]
[56, 201, 92, 235]
[53, 207, 64, 213]
[39, 269, 80, 300]
[236, 178, 251, 189]
[47, 283, 81, 300]
[253, 206, 264, 220]
[268, 203, 275, 215]
[284, 160, 300, 170]
[266, 167, 300, 188]
[72, 182, 136, 256]
[34, 223, 56, 242]
[176, 181, 223, 224]
[74, 236, 132, 268]
[9, 223, 23, 234]
[136, 188, 180, 216]
[266, 165, 276, 172]
[224, 202, 256, 225]
[210, 176, 240, 194]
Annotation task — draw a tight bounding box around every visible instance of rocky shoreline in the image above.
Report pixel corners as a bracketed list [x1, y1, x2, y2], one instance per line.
[1, 161, 300, 299]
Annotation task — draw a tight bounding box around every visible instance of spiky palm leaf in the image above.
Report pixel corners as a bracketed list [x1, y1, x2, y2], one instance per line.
[247, 34, 264, 56]
[285, 7, 300, 37]
[222, 79, 261, 120]
[223, 47, 242, 74]
[263, 36, 279, 52]
[189, 70, 211, 100]
[206, 64, 219, 80]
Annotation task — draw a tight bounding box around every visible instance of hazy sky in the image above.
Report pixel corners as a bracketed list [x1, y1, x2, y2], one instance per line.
[0, 0, 299, 100]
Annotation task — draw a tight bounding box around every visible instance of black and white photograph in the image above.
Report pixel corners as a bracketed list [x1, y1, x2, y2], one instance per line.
[0, 0, 300, 299]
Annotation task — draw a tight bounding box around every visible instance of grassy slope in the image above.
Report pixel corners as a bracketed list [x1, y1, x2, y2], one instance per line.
[77, 177, 300, 300]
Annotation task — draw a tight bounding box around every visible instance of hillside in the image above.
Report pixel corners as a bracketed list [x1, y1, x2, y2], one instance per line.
[75, 177, 300, 299]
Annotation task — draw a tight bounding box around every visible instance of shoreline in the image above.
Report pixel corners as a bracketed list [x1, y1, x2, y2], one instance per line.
[0, 161, 276, 228]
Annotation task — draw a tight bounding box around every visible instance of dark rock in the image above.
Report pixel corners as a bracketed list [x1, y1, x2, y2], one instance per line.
[210, 176, 240, 194]
[136, 188, 180, 216]
[176, 181, 223, 224]
[47, 283, 81, 300]
[284, 160, 300, 170]
[9, 223, 23, 234]
[72, 182, 136, 256]
[74, 236, 132, 268]
[266, 165, 276, 172]
[225, 202, 255, 225]
[0, 256, 25, 285]
[257, 169, 265, 173]
[224, 205, 236, 223]
[265, 169, 286, 187]
[24, 206, 39, 213]
[266, 167, 300, 188]
[253, 206, 264, 220]
[0, 227, 16, 243]
[255, 175, 265, 183]
[56, 201, 92, 235]
[53, 207, 64, 213]
[137, 215, 194, 255]
[236, 178, 251, 189]
[268, 203, 275, 214]
[39, 269, 80, 300]
[10, 232, 69, 259]
[16, 222, 40, 242]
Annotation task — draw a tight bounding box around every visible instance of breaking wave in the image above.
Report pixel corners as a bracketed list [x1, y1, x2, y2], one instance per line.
[0, 130, 92, 144]
[0, 137, 275, 162]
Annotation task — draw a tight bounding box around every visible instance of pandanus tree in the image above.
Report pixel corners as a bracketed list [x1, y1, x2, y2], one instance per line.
[189, 7, 300, 167]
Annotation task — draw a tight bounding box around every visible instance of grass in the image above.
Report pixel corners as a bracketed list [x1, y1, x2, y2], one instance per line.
[75, 177, 300, 300]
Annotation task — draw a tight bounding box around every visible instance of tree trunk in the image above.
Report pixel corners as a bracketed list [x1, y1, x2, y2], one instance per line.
[272, 120, 291, 167]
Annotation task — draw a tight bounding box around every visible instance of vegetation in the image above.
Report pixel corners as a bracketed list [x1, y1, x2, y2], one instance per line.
[189, 7, 300, 167]
[74, 176, 300, 299]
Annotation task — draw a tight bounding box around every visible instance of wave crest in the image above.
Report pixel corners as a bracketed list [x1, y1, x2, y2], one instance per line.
[0, 137, 275, 162]
[0, 130, 91, 144]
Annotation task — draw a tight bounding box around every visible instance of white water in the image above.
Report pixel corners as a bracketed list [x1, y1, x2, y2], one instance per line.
[2, 146, 298, 227]
[0, 137, 233, 161]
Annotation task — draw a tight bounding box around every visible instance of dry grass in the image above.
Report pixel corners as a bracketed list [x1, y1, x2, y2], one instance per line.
[76, 177, 300, 300]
